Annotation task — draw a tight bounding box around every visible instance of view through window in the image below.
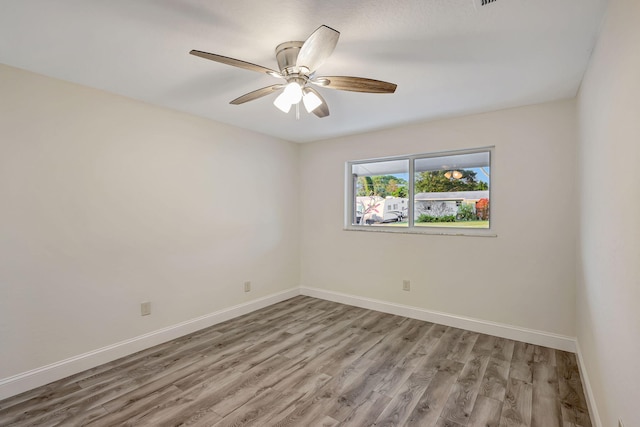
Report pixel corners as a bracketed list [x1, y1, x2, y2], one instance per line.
[347, 148, 491, 233]
[352, 159, 409, 227]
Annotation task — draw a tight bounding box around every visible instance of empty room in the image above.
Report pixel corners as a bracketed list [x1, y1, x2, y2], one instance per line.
[0, 0, 638, 426]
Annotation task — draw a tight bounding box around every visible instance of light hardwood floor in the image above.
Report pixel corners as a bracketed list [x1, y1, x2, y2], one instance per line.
[0, 296, 592, 426]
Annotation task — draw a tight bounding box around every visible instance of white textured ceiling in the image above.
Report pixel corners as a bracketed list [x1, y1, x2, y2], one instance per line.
[0, 0, 607, 143]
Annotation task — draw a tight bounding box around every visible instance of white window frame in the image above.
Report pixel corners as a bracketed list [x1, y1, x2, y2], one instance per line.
[344, 146, 496, 237]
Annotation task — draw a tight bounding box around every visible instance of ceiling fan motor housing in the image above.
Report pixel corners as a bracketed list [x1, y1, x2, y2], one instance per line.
[275, 41, 305, 76]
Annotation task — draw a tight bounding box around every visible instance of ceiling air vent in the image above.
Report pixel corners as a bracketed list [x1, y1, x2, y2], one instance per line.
[472, 0, 498, 11]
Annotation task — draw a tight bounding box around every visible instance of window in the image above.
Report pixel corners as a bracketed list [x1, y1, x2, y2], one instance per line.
[346, 147, 493, 236]
[350, 158, 409, 227]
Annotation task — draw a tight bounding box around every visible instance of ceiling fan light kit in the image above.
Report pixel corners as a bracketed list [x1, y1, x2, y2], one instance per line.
[302, 88, 323, 113]
[190, 25, 397, 118]
[273, 81, 303, 113]
[444, 170, 464, 180]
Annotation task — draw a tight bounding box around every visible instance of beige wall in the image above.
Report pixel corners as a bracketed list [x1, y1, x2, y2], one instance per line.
[576, 0, 640, 425]
[0, 64, 300, 378]
[299, 100, 578, 336]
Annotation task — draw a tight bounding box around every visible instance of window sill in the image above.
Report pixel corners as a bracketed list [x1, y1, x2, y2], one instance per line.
[343, 225, 497, 237]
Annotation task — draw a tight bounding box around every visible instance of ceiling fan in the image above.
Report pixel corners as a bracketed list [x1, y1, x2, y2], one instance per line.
[189, 25, 397, 118]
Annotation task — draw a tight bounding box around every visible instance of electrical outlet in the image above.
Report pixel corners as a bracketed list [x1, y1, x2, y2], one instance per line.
[402, 280, 410, 291]
[140, 301, 151, 316]
[244, 281, 251, 292]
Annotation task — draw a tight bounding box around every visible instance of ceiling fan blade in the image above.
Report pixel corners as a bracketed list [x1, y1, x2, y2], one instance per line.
[296, 25, 340, 74]
[230, 85, 284, 105]
[311, 76, 397, 93]
[305, 87, 330, 118]
[309, 76, 398, 93]
[190, 50, 282, 78]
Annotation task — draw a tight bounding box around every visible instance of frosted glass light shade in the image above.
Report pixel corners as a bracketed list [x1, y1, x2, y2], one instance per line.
[302, 90, 322, 113]
[273, 92, 293, 113]
[273, 82, 303, 113]
[282, 82, 303, 103]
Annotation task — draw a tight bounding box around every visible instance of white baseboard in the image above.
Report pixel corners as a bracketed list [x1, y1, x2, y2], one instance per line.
[0, 288, 300, 401]
[575, 339, 602, 427]
[300, 287, 576, 352]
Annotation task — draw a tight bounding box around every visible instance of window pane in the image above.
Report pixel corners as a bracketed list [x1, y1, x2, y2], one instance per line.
[351, 159, 409, 227]
[414, 151, 490, 229]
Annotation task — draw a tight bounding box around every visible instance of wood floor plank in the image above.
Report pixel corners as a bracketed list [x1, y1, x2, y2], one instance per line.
[0, 383, 83, 414]
[99, 353, 233, 413]
[429, 327, 466, 360]
[146, 403, 223, 427]
[243, 390, 305, 427]
[1, 335, 219, 419]
[360, 318, 430, 368]
[555, 350, 589, 414]
[209, 388, 299, 427]
[52, 404, 109, 426]
[499, 378, 533, 427]
[440, 353, 491, 425]
[232, 331, 302, 372]
[316, 415, 341, 426]
[405, 359, 465, 427]
[533, 346, 556, 366]
[373, 371, 433, 426]
[560, 402, 593, 427]
[0, 296, 593, 427]
[435, 417, 467, 427]
[449, 331, 480, 363]
[277, 329, 382, 394]
[0, 380, 106, 425]
[279, 318, 364, 362]
[266, 365, 364, 426]
[509, 361, 533, 384]
[413, 323, 449, 356]
[373, 365, 413, 399]
[480, 358, 511, 401]
[85, 384, 183, 426]
[228, 372, 332, 427]
[250, 350, 333, 398]
[512, 342, 535, 364]
[358, 311, 406, 335]
[531, 362, 563, 427]
[23, 376, 143, 426]
[393, 323, 445, 375]
[284, 316, 327, 335]
[127, 355, 286, 426]
[468, 395, 503, 427]
[340, 390, 391, 427]
[491, 338, 516, 362]
[170, 353, 286, 421]
[471, 334, 498, 358]
[323, 357, 398, 421]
